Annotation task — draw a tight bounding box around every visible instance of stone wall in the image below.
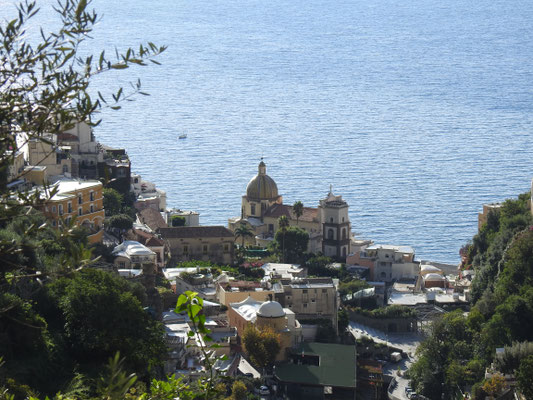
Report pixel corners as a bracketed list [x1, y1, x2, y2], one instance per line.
[347, 310, 417, 333]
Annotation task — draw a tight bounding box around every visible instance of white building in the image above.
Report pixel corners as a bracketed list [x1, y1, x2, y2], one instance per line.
[261, 263, 306, 281]
[112, 240, 157, 269]
[167, 208, 200, 227]
[131, 173, 167, 211]
[162, 267, 216, 300]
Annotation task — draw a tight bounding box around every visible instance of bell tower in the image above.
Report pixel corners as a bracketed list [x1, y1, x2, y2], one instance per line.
[319, 187, 351, 260]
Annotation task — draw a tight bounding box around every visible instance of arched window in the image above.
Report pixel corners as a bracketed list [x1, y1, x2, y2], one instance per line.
[342, 228, 346, 240]
[328, 229, 334, 240]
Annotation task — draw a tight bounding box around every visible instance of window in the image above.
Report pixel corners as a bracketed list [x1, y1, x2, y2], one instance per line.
[250, 204, 256, 215]
[322, 289, 327, 293]
[223, 244, 229, 253]
[203, 245, 208, 254]
[58, 204, 63, 216]
[328, 229, 334, 240]
[303, 289, 308, 294]
[67, 202, 72, 213]
[330, 217, 333, 223]
[183, 245, 189, 254]
[63, 165, 68, 173]
[303, 303, 308, 308]
[52, 220, 56, 227]
[342, 217, 345, 222]
[268, 224, 274, 232]
[78, 207, 82, 216]
[342, 228, 346, 240]
[65, 217, 71, 225]
[119, 261, 126, 268]
[52, 205, 57, 213]
[311, 299, 315, 303]
[78, 194, 82, 204]
[90, 191, 94, 201]
[90, 204, 94, 213]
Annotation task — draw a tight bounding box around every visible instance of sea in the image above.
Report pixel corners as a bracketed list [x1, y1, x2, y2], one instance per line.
[5, 0, 533, 264]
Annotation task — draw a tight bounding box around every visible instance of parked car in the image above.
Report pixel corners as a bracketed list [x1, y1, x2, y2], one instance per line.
[254, 386, 269, 396]
[391, 352, 403, 362]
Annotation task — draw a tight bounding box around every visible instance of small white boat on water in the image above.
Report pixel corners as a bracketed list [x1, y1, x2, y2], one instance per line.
[179, 134, 187, 139]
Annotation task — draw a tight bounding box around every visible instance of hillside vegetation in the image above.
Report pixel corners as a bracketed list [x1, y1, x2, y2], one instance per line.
[409, 192, 533, 399]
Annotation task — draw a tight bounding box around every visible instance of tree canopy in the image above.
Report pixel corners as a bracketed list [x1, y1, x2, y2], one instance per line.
[108, 213, 134, 231]
[410, 192, 533, 399]
[272, 226, 309, 264]
[242, 325, 281, 369]
[103, 188, 123, 216]
[171, 215, 186, 227]
[0, 0, 165, 396]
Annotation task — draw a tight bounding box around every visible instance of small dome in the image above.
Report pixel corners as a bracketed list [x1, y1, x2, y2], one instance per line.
[424, 273, 445, 281]
[216, 273, 229, 284]
[246, 161, 279, 200]
[420, 265, 442, 275]
[257, 301, 285, 318]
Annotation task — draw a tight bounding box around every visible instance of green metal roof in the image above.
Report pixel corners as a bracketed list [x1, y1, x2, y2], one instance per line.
[274, 342, 356, 388]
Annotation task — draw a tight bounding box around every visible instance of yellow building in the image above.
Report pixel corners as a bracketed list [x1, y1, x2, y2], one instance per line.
[28, 136, 72, 178]
[228, 296, 302, 362]
[215, 275, 274, 306]
[38, 177, 105, 244]
[157, 226, 235, 265]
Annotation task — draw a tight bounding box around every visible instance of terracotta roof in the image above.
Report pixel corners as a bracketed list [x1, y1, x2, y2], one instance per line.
[138, 208, 167, 231]
[145, 236, 164, 246]
[264, 204, 318, 222]
[158, 226, 234, 239]
[126, 228, 165, 247]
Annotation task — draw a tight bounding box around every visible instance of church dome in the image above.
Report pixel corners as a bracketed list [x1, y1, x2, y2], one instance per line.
[257, 301, 285, 318]
[246, 160, 279, 200]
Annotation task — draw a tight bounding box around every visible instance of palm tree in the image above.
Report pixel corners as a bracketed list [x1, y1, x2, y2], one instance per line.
[278, 215, 289, 263]
[293, 201, 303, 226]
[235, 223, 254, 248]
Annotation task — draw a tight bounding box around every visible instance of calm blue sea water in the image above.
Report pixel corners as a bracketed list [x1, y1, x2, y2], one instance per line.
[6, 0, 533, 263]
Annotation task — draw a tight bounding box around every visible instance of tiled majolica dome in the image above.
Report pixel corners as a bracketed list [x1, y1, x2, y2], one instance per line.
[246, 160, 279, 200]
